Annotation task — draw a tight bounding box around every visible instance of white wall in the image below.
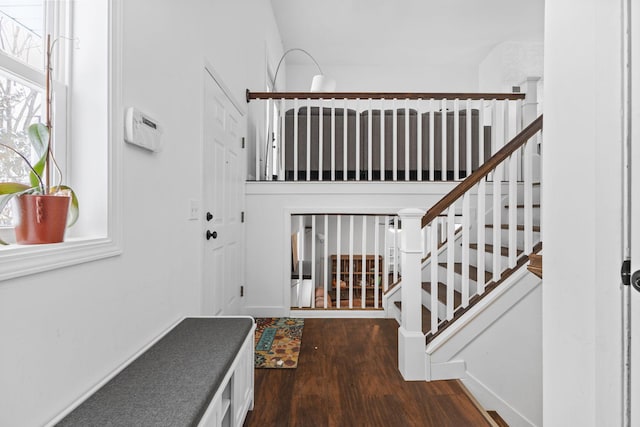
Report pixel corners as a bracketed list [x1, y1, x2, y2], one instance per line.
[478, 42, 544, 92]
[0, 1, 283, 425]
[244, 181, 457, 316]
[286, 63, 479, 92]
[543, 0, 624, 425]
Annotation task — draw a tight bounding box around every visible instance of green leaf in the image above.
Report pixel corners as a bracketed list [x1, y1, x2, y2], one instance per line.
[27, 123, 49, 190]
[0, 183, 31, 244]
[0, 182, 31, 195]
[50, 185, 79, 227]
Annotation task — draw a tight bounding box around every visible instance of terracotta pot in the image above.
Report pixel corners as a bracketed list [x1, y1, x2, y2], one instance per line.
[14, 194, 70, 244]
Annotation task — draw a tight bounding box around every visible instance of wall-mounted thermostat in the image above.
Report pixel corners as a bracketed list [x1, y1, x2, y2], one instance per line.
[124, 107, 163, 152]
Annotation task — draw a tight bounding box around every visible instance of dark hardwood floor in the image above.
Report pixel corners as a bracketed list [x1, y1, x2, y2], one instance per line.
[244, 318, 492, 427]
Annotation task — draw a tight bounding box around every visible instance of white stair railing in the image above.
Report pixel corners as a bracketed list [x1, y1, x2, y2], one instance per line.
[398, 115, 543, 380]
[290, 213, 400, 310]
[246, 91, 526, 182]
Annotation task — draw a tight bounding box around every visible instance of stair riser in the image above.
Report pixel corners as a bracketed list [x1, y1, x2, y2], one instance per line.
[483, 228, 540, 248]
[436, 265, 479, 295]
[501, 206, 541, 224]
[421, 289, 448, 321]
[466, 248, 512, 274]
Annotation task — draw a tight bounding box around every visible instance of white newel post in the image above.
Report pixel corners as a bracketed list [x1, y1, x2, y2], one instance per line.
[398, 208, 427, 381]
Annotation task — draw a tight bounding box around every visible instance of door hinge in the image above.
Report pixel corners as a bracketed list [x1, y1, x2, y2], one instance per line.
[622, 259, 631, 286]
[241, 211, 245, 223]
[240, 285, 244, 297]
[241, 137, 245, 149]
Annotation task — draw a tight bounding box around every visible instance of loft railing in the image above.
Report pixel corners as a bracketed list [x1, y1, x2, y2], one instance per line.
[290, 213, 400, 311]
[397, 115, 543, 379]
[246, 91, 527, 182]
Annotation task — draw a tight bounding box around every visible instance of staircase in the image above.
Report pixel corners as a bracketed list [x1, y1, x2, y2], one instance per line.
[385, 116, 544, 426]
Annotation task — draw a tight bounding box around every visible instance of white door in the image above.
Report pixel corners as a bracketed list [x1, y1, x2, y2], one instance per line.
[202, 69, 245, 315]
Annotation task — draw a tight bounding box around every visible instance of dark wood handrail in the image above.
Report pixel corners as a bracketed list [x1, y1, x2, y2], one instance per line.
[246, 89, 526, 102]
[421, 115, 543, 228]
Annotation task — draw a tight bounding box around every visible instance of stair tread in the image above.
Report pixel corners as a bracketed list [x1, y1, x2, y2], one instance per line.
[469, 243, 523, 257]
[485, 224, 541, 232]
[422, 282, 462, 307]
[487, 410, 509, 427]
[439, 262, 493, 283]
[394, 301, 432, 334]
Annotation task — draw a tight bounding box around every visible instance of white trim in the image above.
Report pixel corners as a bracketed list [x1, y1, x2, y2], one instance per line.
[0, 0, 123, 281]
[290, 309, 387, 318]
[462, 372, 538, 427]
[0, 51, 45, 86]
[204, 59, 245, 117]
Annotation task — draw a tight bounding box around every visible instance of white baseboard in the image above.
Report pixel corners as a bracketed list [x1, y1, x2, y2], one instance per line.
[462, 372, 538, 427]
[290, 309, 387, 319]
[429, 359, 466, 380]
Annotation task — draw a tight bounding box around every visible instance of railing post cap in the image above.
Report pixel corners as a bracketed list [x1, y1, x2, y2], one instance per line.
[398, 208, 426, 218]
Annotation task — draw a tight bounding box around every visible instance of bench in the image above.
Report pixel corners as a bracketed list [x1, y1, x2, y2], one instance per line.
[50, 316, 255, 427]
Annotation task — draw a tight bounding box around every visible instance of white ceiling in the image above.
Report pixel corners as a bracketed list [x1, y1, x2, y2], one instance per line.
[270, 0, 544, 67]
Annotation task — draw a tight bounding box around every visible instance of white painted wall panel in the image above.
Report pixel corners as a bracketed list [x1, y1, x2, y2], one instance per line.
[0, 1, 283, 425]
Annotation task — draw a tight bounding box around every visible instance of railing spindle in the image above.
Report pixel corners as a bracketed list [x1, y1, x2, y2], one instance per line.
[405, 100, 410, 181]
[368, 98, 373, 181]
[454, 99, 460, 180]
[417, 98, 423, 181]
[508, 152, 518, 268]
[306, 99, 311, 181]
[319, 104, 323, 181]
[383, 216, 390, 291]
[356, 98, 360, 181]
[466, 99, 472, 178]
[441, 98, 447, 181]
[311, 215, 316, 307]
[361, 216, 367, 308]
[278, 98, 285, 181]
[293, 98, 299, 181]
[461, 192, 470, 308]
[446, 206, 456, 317]
[393, 99, 398, 181]
[331, 99, 336, 181]
[524, 140, 534, 254]
[324, 214, 329, 308]
[430, 221, 439, 334]
[477, 180, 486, 294]
[349, 215, 354, 308]
[298, 215, 304, 308]
[343, 99, 348, 181]
[336, 214, 341, 309]
[374, 215, 380, 307]
[429, 100, 435, 181]
[380, 99, 385, 181]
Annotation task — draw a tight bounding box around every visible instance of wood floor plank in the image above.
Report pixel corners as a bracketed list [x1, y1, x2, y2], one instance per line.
[244, 318, 492, 427]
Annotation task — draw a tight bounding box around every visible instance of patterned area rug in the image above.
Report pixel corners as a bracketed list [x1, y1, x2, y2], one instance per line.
[254, 317, 304, 368]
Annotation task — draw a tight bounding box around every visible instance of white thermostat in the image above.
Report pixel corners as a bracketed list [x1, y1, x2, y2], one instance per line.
[124, 107, 163, 152]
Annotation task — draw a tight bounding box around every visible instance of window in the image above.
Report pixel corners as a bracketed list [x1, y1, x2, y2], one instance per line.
[0, 2, 65, 228]
[0, 0, 123, 280]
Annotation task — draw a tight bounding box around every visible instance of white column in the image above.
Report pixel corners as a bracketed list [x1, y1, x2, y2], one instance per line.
[398, 208, 427, 381]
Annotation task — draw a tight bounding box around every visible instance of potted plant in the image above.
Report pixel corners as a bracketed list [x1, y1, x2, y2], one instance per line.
[0, 35, 78, 245]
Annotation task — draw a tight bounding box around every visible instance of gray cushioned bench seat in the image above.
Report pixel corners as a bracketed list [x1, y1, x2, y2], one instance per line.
[57, 317, 253, 427]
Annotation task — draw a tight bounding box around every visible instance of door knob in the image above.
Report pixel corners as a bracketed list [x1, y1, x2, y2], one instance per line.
[206, 230, 217, 240]
[631, 270, 640, 292]
[206, 212, 213, 221]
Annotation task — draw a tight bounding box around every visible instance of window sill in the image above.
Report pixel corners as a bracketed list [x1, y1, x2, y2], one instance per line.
[0, 235, 122, 281]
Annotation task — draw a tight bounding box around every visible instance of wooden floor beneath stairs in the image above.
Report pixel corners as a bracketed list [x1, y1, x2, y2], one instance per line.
[243, 318, 494, 427]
